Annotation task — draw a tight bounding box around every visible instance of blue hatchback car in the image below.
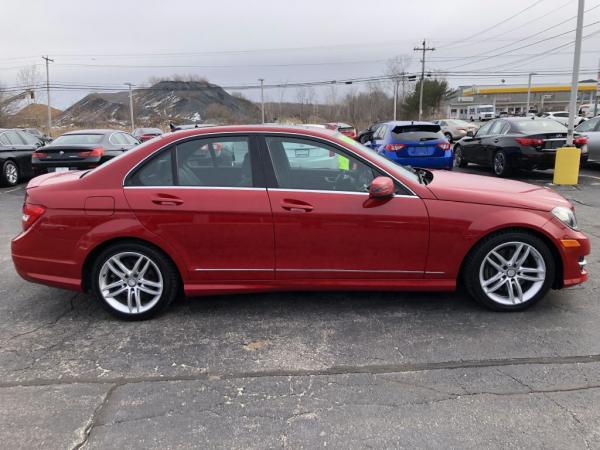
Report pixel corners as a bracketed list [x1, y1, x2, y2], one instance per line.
[363, 121, 453, 169]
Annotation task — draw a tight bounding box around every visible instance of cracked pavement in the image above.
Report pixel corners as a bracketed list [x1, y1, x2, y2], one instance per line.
[0, 166, 599, 449]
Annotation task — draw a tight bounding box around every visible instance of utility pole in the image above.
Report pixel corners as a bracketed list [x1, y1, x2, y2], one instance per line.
[42, 56, 54, 137]
[393, 77, 399, 121]
[414, 40, 435, 121]
[526, 72, 538, 115]
[594, 57, 599, 117]
[566, 0, 585, 146]
[125, 83, 135, 131]
[259, 78, 265, 123]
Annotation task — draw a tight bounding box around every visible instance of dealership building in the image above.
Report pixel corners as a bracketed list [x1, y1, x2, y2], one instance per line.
[444, 80, 598, 119]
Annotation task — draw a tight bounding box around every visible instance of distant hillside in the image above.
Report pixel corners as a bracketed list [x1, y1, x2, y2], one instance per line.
[58, 80, 259, 126]
[7, 103, 62, 127]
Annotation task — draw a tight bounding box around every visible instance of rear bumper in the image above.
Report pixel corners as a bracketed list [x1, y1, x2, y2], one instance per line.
[386, 154, 454, 169]
[514, 147, 589, 169]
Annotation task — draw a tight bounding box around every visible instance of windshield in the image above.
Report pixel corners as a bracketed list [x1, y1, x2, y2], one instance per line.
[513, 120, 567, 134]
[338, 134, 421, 184]
[479, 107, 494, 112]
[52, 134, 104, 145]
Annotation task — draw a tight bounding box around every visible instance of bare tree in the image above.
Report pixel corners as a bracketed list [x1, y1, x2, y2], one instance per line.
[16, 65, 42, 104]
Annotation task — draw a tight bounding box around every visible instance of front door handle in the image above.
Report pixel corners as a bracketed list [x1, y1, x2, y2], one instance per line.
[281, 200, 314, 212]
[151, 194, 183, 206]
[493, 139, 499, 143]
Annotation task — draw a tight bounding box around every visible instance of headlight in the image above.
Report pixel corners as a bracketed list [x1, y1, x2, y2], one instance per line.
[552, 206, 578, 230]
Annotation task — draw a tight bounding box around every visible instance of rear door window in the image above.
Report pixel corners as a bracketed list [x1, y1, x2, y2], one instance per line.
[4, 130, 25, 145]
[176, 136, 253, 187]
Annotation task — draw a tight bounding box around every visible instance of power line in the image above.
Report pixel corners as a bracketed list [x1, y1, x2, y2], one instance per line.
[436, 0, 547, 49]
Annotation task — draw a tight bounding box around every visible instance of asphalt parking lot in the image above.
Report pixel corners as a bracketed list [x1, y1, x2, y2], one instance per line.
[1, 165, 599, 449]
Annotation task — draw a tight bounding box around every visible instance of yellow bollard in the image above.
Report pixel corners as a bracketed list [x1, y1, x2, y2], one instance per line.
[553, 146, 580, 185]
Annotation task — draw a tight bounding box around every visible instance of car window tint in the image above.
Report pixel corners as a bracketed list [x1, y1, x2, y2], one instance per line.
[52, 134, 104, 145]
[476, 121, 494, 136]
[554, 112, 568, 117]
[0, 133, 10, 145]
[266, 136, 375, 193]
[176, 137, 252, 187]
[513, 120, 567, 134]
[4, 130, 25, 145]
[576, 118, 598, 132]
[126, 148, 174, 186]
[373, 125, 387, 140]
[17, 131, 40, 145]
[488, 121, 505, 135]
[120, 133, 138, 145]
[109, 133, 126, 145]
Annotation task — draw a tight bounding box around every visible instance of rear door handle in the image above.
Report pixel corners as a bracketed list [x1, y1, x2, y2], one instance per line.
[281, 200, 314, 212]
[493, 139, 499, 143]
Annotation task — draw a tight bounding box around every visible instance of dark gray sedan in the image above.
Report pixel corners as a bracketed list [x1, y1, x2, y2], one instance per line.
[31, 129, 140, 173]
[0, 128, 44, 186]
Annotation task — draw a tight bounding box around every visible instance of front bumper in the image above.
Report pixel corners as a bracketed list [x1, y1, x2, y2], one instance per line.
[543, 218, 590, 288]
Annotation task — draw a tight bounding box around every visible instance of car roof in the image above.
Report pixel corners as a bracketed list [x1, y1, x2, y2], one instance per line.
[382, 121, 439, 126]
[63, 129, 123, 135]
[164, 124, 339, 139]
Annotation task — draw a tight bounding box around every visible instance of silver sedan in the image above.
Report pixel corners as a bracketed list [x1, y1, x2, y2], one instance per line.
[576, 117, 600, 163]
[433, 119, 479, 143]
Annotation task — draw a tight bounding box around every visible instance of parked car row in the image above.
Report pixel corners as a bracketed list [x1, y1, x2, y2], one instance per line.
[0, 127, 157, 187]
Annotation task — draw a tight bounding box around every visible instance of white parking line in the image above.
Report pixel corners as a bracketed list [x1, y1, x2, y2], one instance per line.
[0, 187, 22, 194]
[580, 174, 600, 181]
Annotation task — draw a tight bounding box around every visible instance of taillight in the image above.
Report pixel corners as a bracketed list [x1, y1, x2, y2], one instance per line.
[78, 147, 104, 158]
[516, 138, 544, 147]
[32, 151, 47, 159]
[385, 144, 406, 152]
[574, 136, 588, 145]
[438, 142, 452, 150]
[22, 203, 45, 231]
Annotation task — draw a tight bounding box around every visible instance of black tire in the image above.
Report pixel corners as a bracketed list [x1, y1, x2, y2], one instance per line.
[492, 150, 511, 177]
[1, 160, 20, 187]
[444, 132, 453, 143]
[454, 145, 468, 168]
[91, 241, 179, 320]
[462, 230, 556, 311]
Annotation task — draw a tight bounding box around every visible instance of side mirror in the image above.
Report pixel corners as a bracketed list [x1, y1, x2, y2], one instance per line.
[368, 176, 395, 199]
[466, 131, 474, 137]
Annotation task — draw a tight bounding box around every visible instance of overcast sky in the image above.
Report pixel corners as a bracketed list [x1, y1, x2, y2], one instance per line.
[2, 0, 599, 109]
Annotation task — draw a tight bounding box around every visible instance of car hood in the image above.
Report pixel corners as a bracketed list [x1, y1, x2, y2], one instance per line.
[425, 170, 571, 211]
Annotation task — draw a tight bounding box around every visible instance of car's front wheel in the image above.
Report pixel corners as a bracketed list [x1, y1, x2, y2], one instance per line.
[1, 160, 20, 187]
[91, 242, 179, 320]
[454, 145, 468, 168]
[463, 231, 555, 311]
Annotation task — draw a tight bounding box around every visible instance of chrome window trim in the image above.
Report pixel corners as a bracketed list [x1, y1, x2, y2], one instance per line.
[124, 186, 266, 191]
[121, 131, 418, 196]
[194, 268, 273, 272]
[267, 188, 418, 198]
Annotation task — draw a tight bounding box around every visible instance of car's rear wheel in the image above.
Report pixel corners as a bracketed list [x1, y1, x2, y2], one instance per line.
[91, 242, 179, 320]
[493, 150, 511, 177]
[444, 132, 453, 143]
[454, 145, 468, 168]
[1, 160, 20, 187]
[463, 231, 555, 311]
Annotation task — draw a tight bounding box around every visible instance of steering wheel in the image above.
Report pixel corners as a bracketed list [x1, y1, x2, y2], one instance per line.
[333, 172, 357, 191]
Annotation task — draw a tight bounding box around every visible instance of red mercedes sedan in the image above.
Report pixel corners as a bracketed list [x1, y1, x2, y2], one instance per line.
[11, 126, 590, 319]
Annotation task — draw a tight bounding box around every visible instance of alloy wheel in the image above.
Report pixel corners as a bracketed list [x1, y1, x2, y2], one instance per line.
[494, 152, 506, 175]
[98, 251, 163, 315]
[478, 241, 546, 306]
[5, 162, 18, 185]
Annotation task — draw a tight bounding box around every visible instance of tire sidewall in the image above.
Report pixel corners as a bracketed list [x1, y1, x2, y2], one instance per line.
[464, 231, 556, 311]
[454, 145, 467, 167]
[91, 242, 178, 320]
